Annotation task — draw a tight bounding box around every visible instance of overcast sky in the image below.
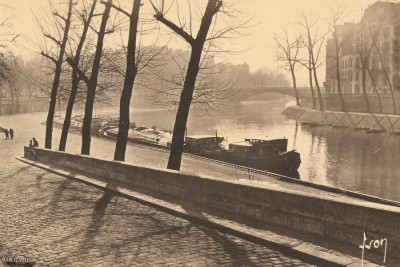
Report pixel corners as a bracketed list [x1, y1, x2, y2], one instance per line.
[2, 0, 379, 85]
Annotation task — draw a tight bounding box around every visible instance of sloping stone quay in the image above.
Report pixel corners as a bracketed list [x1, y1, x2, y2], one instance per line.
[283, 105, 400, 132]
[24, 147, 400, 262]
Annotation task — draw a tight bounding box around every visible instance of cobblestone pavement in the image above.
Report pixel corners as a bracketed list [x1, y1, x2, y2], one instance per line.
[0, 113, 316, 266]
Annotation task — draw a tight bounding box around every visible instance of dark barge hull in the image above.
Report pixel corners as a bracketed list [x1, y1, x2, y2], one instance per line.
[100, 129, 301, 175]
[99, 128, 163, 147]
[197, 150, 301, 175]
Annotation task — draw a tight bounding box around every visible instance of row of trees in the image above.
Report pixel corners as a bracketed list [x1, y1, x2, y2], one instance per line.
[276, 6, 398, 115]
[0, 4, 51, 115]
[38, 0, 246, 171]
[275, 14, 326, 111]
[329, 7, 392, 115]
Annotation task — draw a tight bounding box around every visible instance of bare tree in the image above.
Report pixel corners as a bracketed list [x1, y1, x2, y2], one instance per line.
[59, 0, 98, 152]
[328, 7, 349, 112]
[17, 57, 44, 112]
[6, 54, 24, 113]
[365, 21, 389, 115]
[372, 34, 396, 114]
[353, 22, 371, 113]
[300, 15, 325, 111]
[307, 54, 317, 109]
[357, 20, 383, 114]
[39, 0, 74, 149]
[147, 48, 233, 116]
[275, 29, 302, 105]
[102, 0, 142, 161]
[150, 0, 228, 171]
[67, 0, 114, 155]
[0, 5, 20, 114]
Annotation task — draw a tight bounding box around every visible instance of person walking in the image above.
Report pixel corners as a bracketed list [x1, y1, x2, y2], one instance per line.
[9, 128, 14, 140]
[4, 129, 9, 140]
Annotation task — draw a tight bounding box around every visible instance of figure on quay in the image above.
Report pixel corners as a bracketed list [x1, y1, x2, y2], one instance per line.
[32, 137, 39, 148]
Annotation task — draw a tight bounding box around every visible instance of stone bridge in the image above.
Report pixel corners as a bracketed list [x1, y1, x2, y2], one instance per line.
[231, 87, 309, 103]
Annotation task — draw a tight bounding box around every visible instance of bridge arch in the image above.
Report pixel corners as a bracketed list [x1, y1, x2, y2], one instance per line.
[231, 87, 308, 103]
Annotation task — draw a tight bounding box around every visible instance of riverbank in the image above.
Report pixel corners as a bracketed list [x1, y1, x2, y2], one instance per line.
[283, 105, 400, 133]
[20, 147, 400, 265]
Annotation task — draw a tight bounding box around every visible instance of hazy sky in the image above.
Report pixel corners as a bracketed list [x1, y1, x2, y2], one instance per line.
[2, 0, 379, 85]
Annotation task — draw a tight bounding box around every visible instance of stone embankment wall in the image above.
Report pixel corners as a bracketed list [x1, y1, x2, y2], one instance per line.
[300, 93, 400, 115]
[284, 105, 400, 132]
[27, 147, 400, 259]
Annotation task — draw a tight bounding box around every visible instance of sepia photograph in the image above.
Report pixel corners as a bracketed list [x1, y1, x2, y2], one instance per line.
[0, 0, 399, 266]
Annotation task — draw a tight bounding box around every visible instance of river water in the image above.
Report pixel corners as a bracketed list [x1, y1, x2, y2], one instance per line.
[103, 95, 400, 202]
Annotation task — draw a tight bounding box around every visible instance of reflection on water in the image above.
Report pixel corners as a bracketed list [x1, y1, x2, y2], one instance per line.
[304, 126, 400, 202]
[118, 95, 400, 201]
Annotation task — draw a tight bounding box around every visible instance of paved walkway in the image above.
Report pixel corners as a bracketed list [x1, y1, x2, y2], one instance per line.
[0, 114, 317, 266]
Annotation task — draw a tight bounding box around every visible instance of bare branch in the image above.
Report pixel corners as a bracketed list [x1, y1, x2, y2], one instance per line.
[44, 34, 62, 46]
[66, 57, 90, 85]
[150, 0, 195, 45]
[40, 51, 58, 63]
[53, 12, 68, 23]
[103, 1, 131, 17]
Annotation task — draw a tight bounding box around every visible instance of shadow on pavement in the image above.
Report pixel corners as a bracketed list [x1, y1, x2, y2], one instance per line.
[181, 204, 258, 266]
[49, 179, 73, 210]
[79, 191, 115, 250]
[0, 165, 32, 181]
[35, 172, 46, 188]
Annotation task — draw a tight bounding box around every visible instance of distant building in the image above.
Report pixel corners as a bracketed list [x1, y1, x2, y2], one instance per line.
[325, 1, 400, 94]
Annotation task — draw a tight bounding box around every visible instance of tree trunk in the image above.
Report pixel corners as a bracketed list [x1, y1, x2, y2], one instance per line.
[14, 86, 21, 113]
[375, 44, 396, 114]
[165, 0, 221, 171]
[386, 73, 396, 115]
[114, 0, 142, 161]
[10, 85, 14, 113]
[27, 93, 32, 113]
[45, 0, 73, 149]
[167, 47, 203, 170]
[308, 62, 316, 109]
[312, 61, 324, 111]
[290, 65, 300, 105]
[81, 81, 96, 155]
[387, 74, 396, 115]
[366, 68, 382, 114]
[59, 0, 98, 152]
[59, 76, 79, 151]
[334, 47, 346, 112]
[332, 24, 347, 113]
[81, 0, 112, 155]
[361, 66, 370, 113]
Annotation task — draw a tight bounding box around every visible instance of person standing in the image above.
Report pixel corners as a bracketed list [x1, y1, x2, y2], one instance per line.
[9, 128, 14, 140]
[4, 129, 9, 140]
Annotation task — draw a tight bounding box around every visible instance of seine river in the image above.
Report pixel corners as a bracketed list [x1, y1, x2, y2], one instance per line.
[105, 94, 400, 202]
